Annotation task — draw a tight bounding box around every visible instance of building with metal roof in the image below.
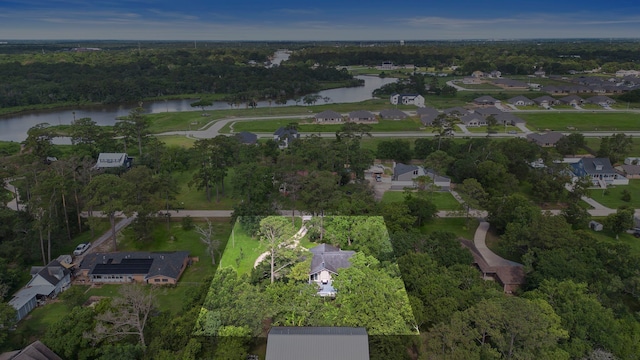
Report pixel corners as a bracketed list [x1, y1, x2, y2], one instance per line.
[265, 327, 369, 360]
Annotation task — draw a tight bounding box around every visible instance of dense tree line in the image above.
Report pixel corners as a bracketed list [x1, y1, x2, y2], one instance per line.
[0, 48, 353, 108]
[289, 41, 640, 75]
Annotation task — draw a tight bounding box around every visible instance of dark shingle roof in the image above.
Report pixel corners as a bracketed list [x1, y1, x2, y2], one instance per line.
[526, 132, 565, 146]
[507, 95, 533, 104]
[314, 110, 342, 120]
[474, 95, 499, 104]
[393, 163, 419, 178]
[474, 107, 502, 116]
[81, 252, 189, 280]
[379, 109, 408, 119]
[348, 110, 375, 119]
[442, 106, 469, 116]
[571, 158, 616, 177]
[235, 131, 257, 144]
[29, 261, 70, 287]
[309, 244, 355, 275]
[0, 340, 63, 360]
[266, 327, 369, 360]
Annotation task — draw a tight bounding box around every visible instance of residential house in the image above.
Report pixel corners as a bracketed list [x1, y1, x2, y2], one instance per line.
[624, 157, 640, 165]
[314, 110, 343, 123]
[424, 169, 451, 190]
[235, 131, 258, 145]
[78, 251, 190, 285]
[265, 327, 369, 360]
[473, 95, 499, 106]
[559, 94, 584, 106]
[616, 164, 640, 179]
[390, 93, 425, 107]
[308, 244, 355, 297]
[274, 127, 300, 149]
[585, 95, 616, 106]
[471, 70, 485, 78]
[474, 106, 502, 117]
[347, 110, 377, 123]
[570, 158, 629, 186]
[494, 113, 526, 126]
[462, 77, 482, 85]
[459, 239, 525, 294]
[378, 109, 408, 120]
[94, 153, 132, 170]
[460, 113, 487, 127]
[534, 69, 546, 77]
[492, 79, 528, 88]
[417, 107, 440, 126]
[0, 340, 63, 360]
[442, 106, 470, 117]
[527, 132, 565, 147]
[379, 61, 395, 70]
[533, 95, 560, 107]
[9, 260, 71, 322]
[489, 70, 502, 78]
[507, 95, 534, 106]
[393, 163, 424, 182]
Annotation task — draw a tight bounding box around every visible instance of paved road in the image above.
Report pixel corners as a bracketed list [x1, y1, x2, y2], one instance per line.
[3, 179, 21, 211]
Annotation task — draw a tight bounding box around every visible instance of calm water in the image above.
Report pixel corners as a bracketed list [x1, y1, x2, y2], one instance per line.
[0, 70, 396, 142]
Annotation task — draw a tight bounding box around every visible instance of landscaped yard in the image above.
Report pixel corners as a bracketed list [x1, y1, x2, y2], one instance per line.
[173, 169, 238, 210]
[590, 180, 640, 209]
[420, 217, 479, 240]
[218, 221, 267, 276]
[381, 190, 461, 210]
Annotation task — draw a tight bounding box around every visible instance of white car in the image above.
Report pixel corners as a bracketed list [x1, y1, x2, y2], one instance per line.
[73, 243, 91, 256]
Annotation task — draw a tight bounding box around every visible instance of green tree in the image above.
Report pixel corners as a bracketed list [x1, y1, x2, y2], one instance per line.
[376, 139, 412, 163]
[44, 306, 97, 359]
[604, 206, 634, 239]
[424, 150, 454, 175]
[259, 216, 298, 284]
[0, 302, 16, 348]
[455, 178, 487, 223]
[298, 171, 340, 216]
[85, 174, 127, 251]
[117, 107, 150, 157]
[555, 133, 585, 157]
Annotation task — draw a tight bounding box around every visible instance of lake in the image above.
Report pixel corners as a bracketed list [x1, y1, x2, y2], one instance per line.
[0, 73, 396, 142]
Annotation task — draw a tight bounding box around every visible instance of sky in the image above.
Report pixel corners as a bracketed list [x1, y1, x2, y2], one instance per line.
[1, 0, 640, 41]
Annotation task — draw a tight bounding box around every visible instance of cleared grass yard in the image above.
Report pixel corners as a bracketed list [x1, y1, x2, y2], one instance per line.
[219, 221, 267, 276]
[420, 217, 479, 240]
[520, 112, 640, 132]
[590, 180, 640, 210]
[227, 118, 423, 134]
[381, 190, 461, 210]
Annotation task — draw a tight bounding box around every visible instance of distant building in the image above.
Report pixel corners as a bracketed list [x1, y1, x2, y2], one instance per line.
[527, 132, 565, 147]
[378, 109, 408, 120]
[347, 110, 377, 123]
[390, 93, 425, 107]
[309, 244, 355, 297]
[314, 110, 343, 123]
[570, 158, 629, 186]
[273, 127, 300, 149]
[95, 153, 133, 170]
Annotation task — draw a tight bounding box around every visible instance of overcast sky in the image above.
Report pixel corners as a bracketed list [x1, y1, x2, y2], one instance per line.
[1, 0, 639, 40]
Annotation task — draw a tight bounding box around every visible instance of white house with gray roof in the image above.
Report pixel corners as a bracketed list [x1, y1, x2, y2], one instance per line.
[308, 244, 355, 297]
[95, 153, 132, 169]
[390, 93, 425, 107]
[507, 95, 534, 106]
[9, 260, 71, 321]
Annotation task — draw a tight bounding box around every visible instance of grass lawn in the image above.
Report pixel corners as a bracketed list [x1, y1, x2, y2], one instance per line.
[420, 217, 479, 240]
[588, 227, 640, 255]
[460, 83, 502, 90]
[227, 118, 423, 134]
[8, 301, 70, 346]
[381, 190, 461, 210]
[219, 221, 267, 276]
[520, 111, 640, 132]
[590, 180, 640, 209]
[157, 135, 197, 148]
[146, 99, 420, 134]
[173, 169, 238, 210]
[584, 136, 640, 156]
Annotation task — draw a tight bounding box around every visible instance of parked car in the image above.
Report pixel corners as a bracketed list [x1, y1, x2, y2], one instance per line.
[73, 243, 91, 256]
[375, 174, 382, 182]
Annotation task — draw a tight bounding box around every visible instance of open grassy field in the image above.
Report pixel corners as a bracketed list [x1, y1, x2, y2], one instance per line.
[381, 190, 461, 210]
[157, 134, 197, 148]
[419, 217, 479, 240]
[587, 225, 640, 255]
[589, 180, 640, 209]
[519, 111, 640, 132]
[218, 221, 267, 276]
[460, 83, 502, 90]
[146, 99, 419, 133]
[227, 118, 423, 134]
